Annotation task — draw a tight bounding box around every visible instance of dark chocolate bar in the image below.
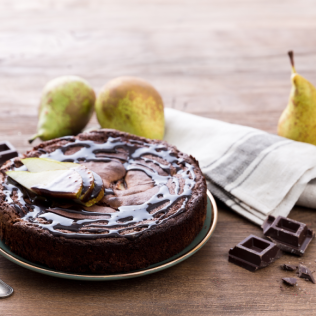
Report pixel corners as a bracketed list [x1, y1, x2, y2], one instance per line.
[228, 234, 282, 272]
[262, 215, 314, 256]
[0, 141, 18, 166]
[297, 264, 315, 284]
[282, 277, 297, 286]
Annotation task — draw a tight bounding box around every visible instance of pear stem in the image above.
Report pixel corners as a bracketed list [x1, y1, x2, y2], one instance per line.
[288, 51, 296, 73]
[28, 134, 40, 144]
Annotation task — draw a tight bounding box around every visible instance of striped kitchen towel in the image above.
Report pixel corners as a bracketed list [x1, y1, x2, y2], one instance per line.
[164, 108, 316, 226]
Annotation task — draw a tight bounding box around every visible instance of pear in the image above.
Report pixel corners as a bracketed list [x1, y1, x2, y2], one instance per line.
[21, 158, 95, 201]
[73, 167, 96, 202]
[21, 157, 104, 206]
[278, 52, 316, 145]
[29, 76, 95, 143]
[95, 76, 165, 140]
[6, 170, 83, 199]
[80, 187, 104, 207]
[79, 171, 104, 207]
[21, 157, 79, 172]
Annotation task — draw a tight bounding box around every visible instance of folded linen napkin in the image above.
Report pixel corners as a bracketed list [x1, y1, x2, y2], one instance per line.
[164, 108, 316, 226]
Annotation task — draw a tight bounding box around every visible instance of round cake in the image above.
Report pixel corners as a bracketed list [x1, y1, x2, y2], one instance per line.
[0, 129, 207, 274]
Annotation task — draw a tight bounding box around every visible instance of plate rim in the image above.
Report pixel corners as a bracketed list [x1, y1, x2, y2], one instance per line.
[0, 190, 218, 280]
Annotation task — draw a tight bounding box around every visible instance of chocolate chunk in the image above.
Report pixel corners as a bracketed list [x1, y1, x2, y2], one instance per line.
[282, 277, 297, 286]
[228, 234, 282, 272]
[262, 215, 314, 256]
[297, 264, 315, 284]
[0, 141, 18, 165]
[281, 264, 297, 271]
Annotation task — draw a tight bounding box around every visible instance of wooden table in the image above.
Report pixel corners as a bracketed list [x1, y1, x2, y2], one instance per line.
[1, 0, 316, 314]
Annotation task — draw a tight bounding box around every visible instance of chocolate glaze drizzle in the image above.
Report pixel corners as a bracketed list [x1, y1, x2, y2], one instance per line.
[2, 136, 196, 239]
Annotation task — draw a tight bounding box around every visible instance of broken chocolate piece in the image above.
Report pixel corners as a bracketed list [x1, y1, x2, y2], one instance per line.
[228, 234, 282, 272]
[282, 277, 297, 286]
[0, 141, 18, 166]
[297, 264, 315, 284]
[281, 264, 297, 271]
[262, 215, 314, 256]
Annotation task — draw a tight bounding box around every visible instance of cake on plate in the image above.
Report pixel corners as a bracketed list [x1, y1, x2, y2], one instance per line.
[0, 129, 207, 274]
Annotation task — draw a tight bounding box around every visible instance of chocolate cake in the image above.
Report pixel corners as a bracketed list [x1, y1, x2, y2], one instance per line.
[0, 129, 207, 274]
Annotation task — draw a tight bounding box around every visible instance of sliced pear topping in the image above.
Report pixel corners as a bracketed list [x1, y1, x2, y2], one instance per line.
[74, 166, 94, 201]
[21, 157, 80, 172]
[17, 157, 105, 207]
[6, 170, 83, 199]
[21, 157, 94, 201]
[79, 187, 104, 207]
[78, 172, 104, 207]
[82, 172, 103, 201]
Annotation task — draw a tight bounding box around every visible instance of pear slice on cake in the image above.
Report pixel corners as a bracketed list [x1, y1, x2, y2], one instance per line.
[6, 169, 83, 199]
[72, 166, 95, 201]
[21, 157, 77, 172]
[22, 157, 95, 202]
[21, 157, 104, 206]
[80, 171, 104, 207]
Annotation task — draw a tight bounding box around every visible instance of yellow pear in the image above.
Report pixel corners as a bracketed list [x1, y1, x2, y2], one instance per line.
[95, 77, 165, 140]
[278, 51, 316, 145]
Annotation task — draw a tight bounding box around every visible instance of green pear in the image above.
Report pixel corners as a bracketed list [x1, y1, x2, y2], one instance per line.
[6, 170, 83, 199]
[29, 76, 95, 143]
[95, 76, 165, 140]
[278, 52, 316, 145]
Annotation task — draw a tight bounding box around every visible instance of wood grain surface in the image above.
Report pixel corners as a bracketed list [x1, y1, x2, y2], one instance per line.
[1, 0, 316, 315]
